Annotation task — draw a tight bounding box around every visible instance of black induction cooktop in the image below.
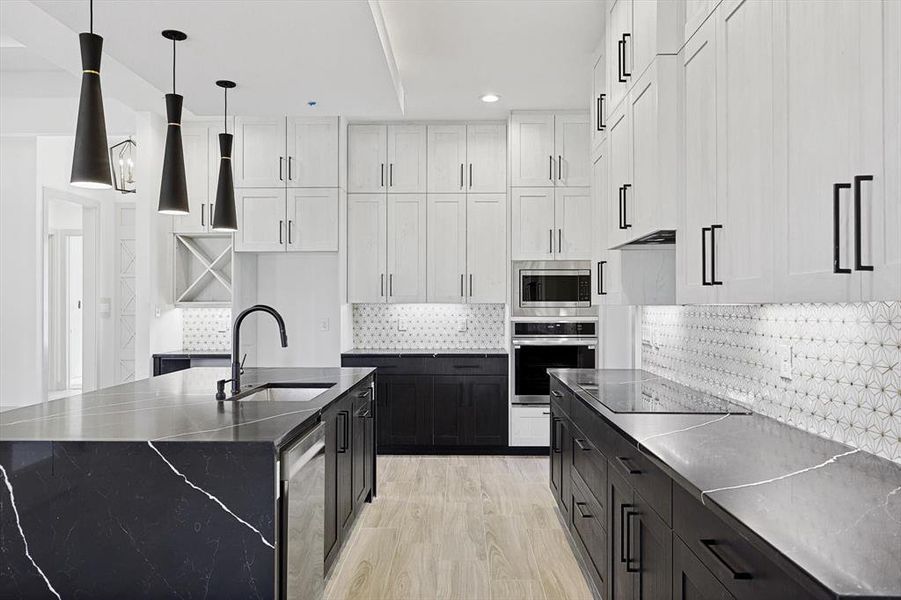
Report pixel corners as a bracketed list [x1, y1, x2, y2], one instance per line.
[577, 378, 752, 414]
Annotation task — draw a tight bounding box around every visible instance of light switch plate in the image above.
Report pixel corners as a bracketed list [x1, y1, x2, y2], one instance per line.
[457, 317, 467, 332]
[319, 318, 330, 332]
[779, 344, 793, 379]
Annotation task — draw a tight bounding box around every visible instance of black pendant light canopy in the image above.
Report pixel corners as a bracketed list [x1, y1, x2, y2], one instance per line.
[158, 29, 190, 215]
[71, 0, 112, 189]
[212, 80, 238, 232]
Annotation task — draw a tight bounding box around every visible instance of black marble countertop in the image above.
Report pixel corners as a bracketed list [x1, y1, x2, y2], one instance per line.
[549, 368, 901, 599]
[342, 348, 508, 356]
[152, 350, 230, 358]
[0, 367, 374, 445]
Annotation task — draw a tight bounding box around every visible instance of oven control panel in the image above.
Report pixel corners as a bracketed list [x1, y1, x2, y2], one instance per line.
[513, 322, 597, 336]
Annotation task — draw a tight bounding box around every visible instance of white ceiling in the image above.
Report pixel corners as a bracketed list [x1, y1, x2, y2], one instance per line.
[378, 0, 604, 119]
[2, 0, 603, 121]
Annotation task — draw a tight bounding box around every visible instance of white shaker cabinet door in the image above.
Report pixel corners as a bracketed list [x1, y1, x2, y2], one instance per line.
[348, 125, 387, 193]
[592, 144, 623, 305]
[173, 124, 211, 234]
[678, 15, 719, 304]
[606, 105, 631, 249]
[554, 188, 592, 260]
[554, 113, 591, 187]
[286, 117, 338, 187]
[386, 125, 427, 193]
[387, 194, 427, 302]
[427, 125, 467, 193]
[347, 194, 387, 303]
[233, 117, 286, 188]
[466, 123, 507, 193]
[234, 188, 286, 252]
[512, 188, 555, 260]
[510, 112, 555, 187]
[467, 194, 507, 303]
[427, 194, 467, 302]
[286, 188, 338, 252]
[773, 0, 857, 302]
[607, 0, 632, 111]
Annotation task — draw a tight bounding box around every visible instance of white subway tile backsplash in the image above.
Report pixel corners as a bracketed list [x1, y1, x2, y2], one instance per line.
[641, 302, 901, 464]
[352, 304, 505, 350]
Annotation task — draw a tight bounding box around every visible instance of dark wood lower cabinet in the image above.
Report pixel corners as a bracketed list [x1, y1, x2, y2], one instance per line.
[467, 375, 509, 446]
[433, 376, 467, 445]
[378, 375, 433, 446]
[608, 467, 634, 600]
[633, 491, 673, 600]
[673, 536, 734, 600]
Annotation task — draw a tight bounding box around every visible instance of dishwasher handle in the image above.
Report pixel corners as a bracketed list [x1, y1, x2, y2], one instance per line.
[280, 423, 326, 481]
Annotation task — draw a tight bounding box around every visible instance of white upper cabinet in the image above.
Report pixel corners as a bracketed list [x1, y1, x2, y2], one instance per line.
[466, 123, 507, 193]
[512, 188, 556, 260]
[174, 123, 213, 234]
[233, 117, 286, 188]
[347, 194, 388, 303]
[607, 0, 632, 111]
[427, 194, 467, 302]
[348, 125, 387, 193]
[428, 125, 467, 193]
[555, 113, 591, 187]
[386, 194, 427, 302]
[286, 188, 338, 252]
[286, 117, 338, 187]
[234, 188, 287, 252]
[606, 105, 631, 249]
[467, 194, 507, 303]
[386, 125, 427, 193]
[685, 0, 719, 43]
[592, 52, 608, 154]
[591, 143, 623, 305]
[511, 112, 589, 187]
[510, 112, 555, 187]
[554, 188, 592, 260]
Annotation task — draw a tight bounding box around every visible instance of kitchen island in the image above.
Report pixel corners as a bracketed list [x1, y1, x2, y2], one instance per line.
[0, 366, 376, 599]
[548, 369, 901, 600]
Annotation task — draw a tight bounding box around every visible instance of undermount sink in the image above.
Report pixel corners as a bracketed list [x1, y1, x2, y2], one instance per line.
[238, 383, 334, 403]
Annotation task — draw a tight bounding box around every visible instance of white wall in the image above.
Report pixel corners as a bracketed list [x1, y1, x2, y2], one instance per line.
[0, 137, 41, 408]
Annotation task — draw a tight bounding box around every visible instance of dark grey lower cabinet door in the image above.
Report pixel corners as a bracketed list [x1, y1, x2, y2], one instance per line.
[465, 375, 508, 446]
[673, 535, 735, 600]
[433, 376, 466, 445]
[633, 492, 673, 600]
[608, 467, 634, 600]
[378, 375, 433, 446]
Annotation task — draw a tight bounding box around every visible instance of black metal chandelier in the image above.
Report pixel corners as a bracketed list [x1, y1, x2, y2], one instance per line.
[109, 138, 136, 194]
[157, 29, 189, 214]
[70, 0, 112, 189]
[212, 80, 238, 231]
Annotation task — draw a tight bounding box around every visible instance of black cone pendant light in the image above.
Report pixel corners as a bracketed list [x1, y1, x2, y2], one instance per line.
[212, 80, 238, 231]
[158, 29, 189, 215]
[71, 0, 112, 189]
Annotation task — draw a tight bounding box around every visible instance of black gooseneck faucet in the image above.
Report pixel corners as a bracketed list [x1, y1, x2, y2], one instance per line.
[216, 304, 288, 399]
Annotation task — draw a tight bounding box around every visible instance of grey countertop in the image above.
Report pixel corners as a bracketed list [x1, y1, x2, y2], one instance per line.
[0, 367, 374, 445]
[550, 368, 901, 599]
[152, 350, 230, 357]
[342, 348, 508, 356]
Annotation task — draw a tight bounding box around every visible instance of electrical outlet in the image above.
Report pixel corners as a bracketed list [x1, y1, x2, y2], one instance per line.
[397, 319, 408, 332]
[154, 306, 161, 318]
[779, 344, 793, 379]
[457, 317, 467, 332]
[319, 318, 330, 332]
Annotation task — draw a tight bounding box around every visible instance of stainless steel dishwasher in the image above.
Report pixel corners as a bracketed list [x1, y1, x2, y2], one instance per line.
[279, 423, 326, 600]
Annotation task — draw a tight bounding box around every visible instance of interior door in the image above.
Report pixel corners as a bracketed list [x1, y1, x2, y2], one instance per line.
[555, 187, 593, 260]
[678, 15, 719, 304]
[234, 188, 286, 252]
[386, 125, 427, 193]
[427, 194, 467, 302]
[555, 113, 591, 187]
[286, 117, 338, 187]
[233, 116, 286, 188]
[607, 105, 632, 248]
[286, 188, 338, 252]
[347, 194, 387, 303]
[466, 123, 507, 193]
[511, 112, 556, 187]
[427, 125, 467, 193]
[467, 194, 507, 303]
[387, 194, 427, 302]
[512, 187, 556, 260]
[348, 125, 387, 193]
[773, 0, 857, 302]
[174, 124, 210, 233]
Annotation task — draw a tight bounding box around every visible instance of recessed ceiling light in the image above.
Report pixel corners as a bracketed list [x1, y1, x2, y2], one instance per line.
[481, 94, 500, 103]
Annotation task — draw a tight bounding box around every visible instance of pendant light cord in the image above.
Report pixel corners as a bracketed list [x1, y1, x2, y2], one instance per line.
[172, 39, 176, 93]
[224, 87, 228, 134]
[89, 0, 93, 33]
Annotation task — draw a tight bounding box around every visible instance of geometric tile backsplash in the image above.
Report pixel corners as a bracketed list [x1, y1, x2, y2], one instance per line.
[181, 307, 231, 352]
[641, 302, 901, 464]
[352, 303, 506, 350]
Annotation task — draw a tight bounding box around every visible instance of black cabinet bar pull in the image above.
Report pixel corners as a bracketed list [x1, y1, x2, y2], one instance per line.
[622, 184, 632, 228]
[557, 155, 562, 181]
[575, 501, 593, 519]
[549, 229, 554, 254]
[357, 388, 372, 398]
[597, 94, 606, 131]
[616, 455, 641, 475]
[551, 390, 563, 398]
[380, 273, 385, 297]
[622, 33, 632, 78]
[625, 509, 639, 572]
[619, 503, 633, 562]
[597, 261, 607, 295]
[453, 365, 479, 369]
[460, 273, 464, 297]
[389, 163, 393, 187]
[558, 229, 562, 253]
[618, 39, 626, 83]
[279, 220, 284, 244]
[287, 220, 293, 245]
[469, 163, 473, 188]
[574, 438, 591, 452]
[618, 186, 625, 229]
[711, 224, 723, 285]
[288, 156, 293, 181]
[389, 274, 393, 296]
[201, 203, 205, 227]
[381, 163, 385, 187]
[853, 175, 874, 271]
[549, 155, 554, 181]
[469, 273, 473, 297]
[460, 163, 464, 189]
[834, 182, 852, 274]
[279, 156, 284, 181]
[702, 227, 712, 285]
[700, 539, 752, 580]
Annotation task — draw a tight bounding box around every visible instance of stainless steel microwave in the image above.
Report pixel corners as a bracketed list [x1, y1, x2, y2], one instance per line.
[512, 261, 593, 317]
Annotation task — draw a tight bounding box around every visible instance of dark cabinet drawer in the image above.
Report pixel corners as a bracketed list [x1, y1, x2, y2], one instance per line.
[570, 473, 608, 593]
[673, 535, 735, 600]
[673, 485, 823, 600]
[608, 432, 672, 526]
[550, 379, 571, 415]
[570, 423, 607, 511]
[570, 391, 617, 458]
[431, 356, 507, 375]
[341, 355, 428, 375]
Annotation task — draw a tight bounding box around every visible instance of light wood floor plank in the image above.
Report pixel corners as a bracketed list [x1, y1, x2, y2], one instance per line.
[528, 528, 594, 600]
